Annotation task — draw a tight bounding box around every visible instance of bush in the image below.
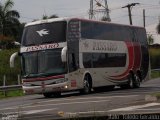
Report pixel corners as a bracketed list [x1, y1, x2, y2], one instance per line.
[0, 35, 16, 49]
[0, 49, 20, 86]
[149, 47, 160, 69]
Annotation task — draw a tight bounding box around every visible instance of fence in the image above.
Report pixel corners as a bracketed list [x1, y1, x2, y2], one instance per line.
[0, 74, 22, 97]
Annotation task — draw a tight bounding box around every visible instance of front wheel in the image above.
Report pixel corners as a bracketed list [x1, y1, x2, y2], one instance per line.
[43, 92, 53, 98]
[53, 92, 61, 98]
[80, 76, 91, 94]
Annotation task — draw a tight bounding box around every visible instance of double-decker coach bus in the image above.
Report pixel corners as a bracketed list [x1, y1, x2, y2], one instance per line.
[10, 18, 149, 97]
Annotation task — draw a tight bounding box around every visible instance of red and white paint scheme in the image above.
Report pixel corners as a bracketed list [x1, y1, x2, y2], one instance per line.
[10, 18, 150, 97]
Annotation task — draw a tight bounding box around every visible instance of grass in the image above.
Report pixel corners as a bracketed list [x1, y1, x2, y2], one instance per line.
[151, 70, 160, 79]
[151, 92, 160, 98]
[0, 90, 24, 99]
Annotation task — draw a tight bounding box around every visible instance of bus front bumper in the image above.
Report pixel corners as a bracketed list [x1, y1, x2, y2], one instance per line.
[23, 82, 70, 95]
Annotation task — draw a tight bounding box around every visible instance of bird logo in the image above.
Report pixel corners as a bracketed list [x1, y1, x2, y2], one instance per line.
[36, 29, 49, 37]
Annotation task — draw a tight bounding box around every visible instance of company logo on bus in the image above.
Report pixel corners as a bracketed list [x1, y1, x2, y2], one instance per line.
[93, 42, 118, 52]
[26, 43, 59, 52]
[36, 29, 49, 37]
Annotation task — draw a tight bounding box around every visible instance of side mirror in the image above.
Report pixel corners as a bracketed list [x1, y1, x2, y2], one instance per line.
[10, 52, 18, 68]
[61, 46, 67, 62]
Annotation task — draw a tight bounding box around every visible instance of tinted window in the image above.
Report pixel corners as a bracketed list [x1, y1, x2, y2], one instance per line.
[83, 53, 126, 68]
[81, 21, 132, 41]
[22, 21, 66, 46]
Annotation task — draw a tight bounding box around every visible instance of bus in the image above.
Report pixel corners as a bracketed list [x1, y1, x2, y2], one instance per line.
[10, 18, 149, 97]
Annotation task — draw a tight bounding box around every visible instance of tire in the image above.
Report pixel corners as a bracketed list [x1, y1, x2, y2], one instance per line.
[120, 73, 140, 89]
[106, 85, 115, 90]
[53, 92, 61, 98]
[80, 75, 91, 94]
[133, 74, 141, 88]
[43, 92, 53, 98]
[128, 73, 141, 88]
[120, 74, 132, 89]
[128, 74, 134, 88]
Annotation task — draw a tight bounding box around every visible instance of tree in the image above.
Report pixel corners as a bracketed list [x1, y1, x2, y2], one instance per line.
[0, 35, 14, 49]
[101, 16, 111, 22]
[157, 22, 160, 34]
[147, 34, 154, 45]
[0, 0, 20, 37]
[42, 14, 58, 20]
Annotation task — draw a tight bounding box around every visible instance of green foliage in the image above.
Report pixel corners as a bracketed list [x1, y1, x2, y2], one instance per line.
[0, 90, 24, 99]
[0, 49, 20, 86]
[149, 47, 160, 69]
[147, 34, 154, 45]
[0, 0, 21, 40]
[101, 16, 111, 22]
[42, 14, 58, 20]
[151, 71, 160, 79]
[0, 35, 16, 49]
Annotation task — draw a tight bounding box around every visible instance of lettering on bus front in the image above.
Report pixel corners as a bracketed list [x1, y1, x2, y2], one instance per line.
[26, 43, 59, 52]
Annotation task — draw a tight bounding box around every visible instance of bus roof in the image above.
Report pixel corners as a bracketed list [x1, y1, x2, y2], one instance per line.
[25, 17, 145, 29]
[25, 17, 68, 27]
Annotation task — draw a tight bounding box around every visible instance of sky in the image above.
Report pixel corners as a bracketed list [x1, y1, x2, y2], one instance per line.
[1, 0, 160, 43]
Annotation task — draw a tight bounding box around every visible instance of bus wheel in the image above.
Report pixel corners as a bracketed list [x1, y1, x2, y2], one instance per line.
[133, 74, 141, 88]
[129, 73, 141, 88]
[81, 76, 91, 94]
[53, 92, 61, 98]
[43, 92, 53, 98]
[120, 73, 134, 89]
[128, 73, 134, 88]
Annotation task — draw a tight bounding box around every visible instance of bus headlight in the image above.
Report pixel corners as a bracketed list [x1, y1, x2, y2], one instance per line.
[64, 85, 68, 89]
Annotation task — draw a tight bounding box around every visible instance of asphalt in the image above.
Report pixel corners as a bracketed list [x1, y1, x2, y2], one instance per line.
[0, 78, 160, 120]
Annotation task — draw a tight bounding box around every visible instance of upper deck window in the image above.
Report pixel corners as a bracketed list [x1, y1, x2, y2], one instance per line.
[21, 21, 67, 46]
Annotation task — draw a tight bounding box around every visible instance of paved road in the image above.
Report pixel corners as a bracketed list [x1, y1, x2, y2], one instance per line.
[0, 78, 160, 120]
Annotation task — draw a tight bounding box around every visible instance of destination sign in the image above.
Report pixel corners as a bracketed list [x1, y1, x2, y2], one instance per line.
[20, 42, 66, 53]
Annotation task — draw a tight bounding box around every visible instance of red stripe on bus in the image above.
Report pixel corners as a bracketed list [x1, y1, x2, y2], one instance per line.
[109, 41, 134, 80]
[23, 75, 65, 82]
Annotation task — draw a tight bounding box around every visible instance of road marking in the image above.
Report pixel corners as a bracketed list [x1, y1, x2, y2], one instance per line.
[58, 110, 109, 117]
[23, 108, 57, 114]
[0, 108, 57, 115]
[0, 95, 138, 111]
[25, 95, 139, 106]
[109, 103, 160, 112]
[134, 108, 160, 111]
[29, 95, 139, 105]
[0, 99, 110, 111]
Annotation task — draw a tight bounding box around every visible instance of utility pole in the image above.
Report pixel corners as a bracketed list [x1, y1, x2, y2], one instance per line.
[122, 3, 140, 25]
[89, 0, 94, 19]
[89, 0, 111, 21]
[143, 9, 146, 27]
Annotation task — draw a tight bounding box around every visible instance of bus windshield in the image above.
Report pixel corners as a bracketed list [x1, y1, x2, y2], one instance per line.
[22, 48, 67, 78]
[21, 21, 67, 46]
